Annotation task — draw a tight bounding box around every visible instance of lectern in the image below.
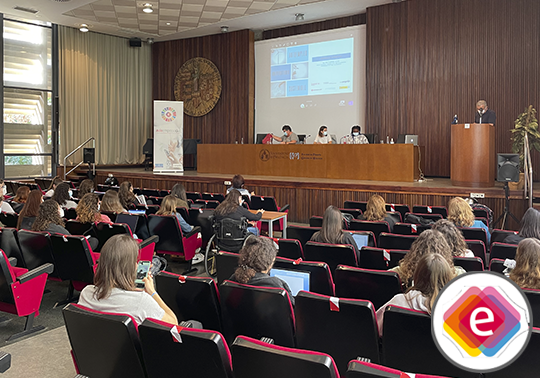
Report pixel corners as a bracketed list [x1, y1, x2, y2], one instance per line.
[450, 123, 495, 187]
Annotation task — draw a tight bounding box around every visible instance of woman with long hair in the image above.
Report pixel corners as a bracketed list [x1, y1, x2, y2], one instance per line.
[215, 189, 263, 236]
[118, 181, 140, 210]
[170, 183, 189, 209]
[76, 193, 111, 224]
[377, 253, 453, 334]
[44, 176, 63, 198]
[78, 234, 177, 325]
[32, 200, 70, 234]
[503, 207, 540, 245]
[11, 186, 30, 213]
[358, 194, 396, 231]
[231, 236, 294, 305]
[310, 205, 359, 260]
[313, 125, 332, 144]
[390, 229, 462, 289]
[78, 179, 95, 199]
[448, 197, 490, 244]
[432, 219, 474, 258]
[510, 238, 540, 289]
[17, 189, 43, 230]
[156, 195, 194, 234]
[100, 190, 126, 214]
[51, 182, 77, 209]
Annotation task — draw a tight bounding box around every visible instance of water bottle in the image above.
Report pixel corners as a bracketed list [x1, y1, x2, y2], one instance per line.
[386, 136, 390, 144]
[241, 137, 244, 144]
[452, 114, 458, 124]
[390, 138, 394, 144]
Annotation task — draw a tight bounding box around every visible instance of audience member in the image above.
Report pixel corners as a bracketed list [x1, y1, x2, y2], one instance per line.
[156, 195, 194, 235]
[503, 207, 540, 245]
[313, 125, 333, 144]
[32, 200, 70, 235]
[78, 179, 95, 199]
[170, 183, 189, 208]
[230, 236, 294, 305]
[358, 194, 396, 232]
[432, 219, 474, 258]
[448, 197, 490, 244]
[78, 234, 178, 325]
[510, 238, 540, 290]
[100, 190, 126, 214]
[0, 179, 6, 199]
[271, 125, 298, 145]
[390, 229, 462, 289]
[310, 205, 359, 260]
[215, 189, 262, 236]
[118, 181, 140, 210]
[44, 176, 63, 198]
[11, 186, 30, 213]
[76, 193, 112, 224]
[227, 174, 254, 199]
[377, 253, 453, 334]
[0, 195, 15, 214]
[17, 189, 42, 230]
[52, 182, 78, 209]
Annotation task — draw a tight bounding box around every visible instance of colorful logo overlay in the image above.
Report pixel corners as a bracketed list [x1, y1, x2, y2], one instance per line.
[432, 272, 531, 373]
[161, 107, 177, 122]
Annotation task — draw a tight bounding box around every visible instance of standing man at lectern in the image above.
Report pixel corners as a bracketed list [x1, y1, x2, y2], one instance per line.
[271, 125, 298, 144]
[475, 100, 496, 125]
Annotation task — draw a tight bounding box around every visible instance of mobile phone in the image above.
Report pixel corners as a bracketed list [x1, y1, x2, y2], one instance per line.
[135, 261, 151, 289]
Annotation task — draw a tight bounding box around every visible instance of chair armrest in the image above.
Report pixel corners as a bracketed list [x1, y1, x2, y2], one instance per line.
[8, 257, 17, 267]
[0, 351, 10, 373]
[259, 337, 275, 344]
[139, 235, 159, 249]
[17, 263, 54, 284]
[279, 204, 290, 212]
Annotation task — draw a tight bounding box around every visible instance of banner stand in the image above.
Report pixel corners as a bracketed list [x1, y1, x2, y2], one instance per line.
[153, 101, 184, 173]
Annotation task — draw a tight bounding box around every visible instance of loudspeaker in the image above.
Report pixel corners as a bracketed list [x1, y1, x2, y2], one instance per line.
[83, 148, 95, 164]
[129, 37, 142, 47]
[497, 153, 520, 182]
[143, 138, 153, 155]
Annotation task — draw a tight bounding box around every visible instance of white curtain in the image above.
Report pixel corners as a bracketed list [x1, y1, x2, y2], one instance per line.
[59, 26, 152, 165]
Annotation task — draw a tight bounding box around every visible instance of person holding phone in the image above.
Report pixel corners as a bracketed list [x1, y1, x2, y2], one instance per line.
[78, 234, 178, 325]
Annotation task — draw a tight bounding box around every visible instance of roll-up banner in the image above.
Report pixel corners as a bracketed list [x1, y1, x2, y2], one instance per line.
[153, 100, 184, 173]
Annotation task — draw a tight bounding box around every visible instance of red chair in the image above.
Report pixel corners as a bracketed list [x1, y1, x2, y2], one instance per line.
[0, 249, 53, 341]
[274, 256, 335, 296]
[304, 241, 358, 273]
[250, 195, 289, 234]
[412, 205, 448, 218]
[347, 360, 452, 377]
[278, 239, 304, 260]
[359, 247, 407, 270]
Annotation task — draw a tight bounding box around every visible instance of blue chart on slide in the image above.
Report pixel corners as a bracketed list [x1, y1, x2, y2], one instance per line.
[270, 38, 353, 98]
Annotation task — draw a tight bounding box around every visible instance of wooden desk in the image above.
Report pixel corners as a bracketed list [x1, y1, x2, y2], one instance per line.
[250, 210, 287, 238]
[198, 144, 423, 182]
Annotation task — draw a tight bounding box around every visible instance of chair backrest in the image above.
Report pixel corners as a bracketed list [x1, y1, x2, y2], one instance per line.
[148, 196, 163, 206]
[491, 229, 517, 245]
[304, 241, 358, 272]
[458, 227, 488, 246]
[359, 247, 407, 270]
[382, 306, 479, 378]
[49, 234, 96, 283]
[188, 208, 215, 242]
[147, 215, 186, 255]
[220, 280, 295, 347]
[490, 242, 518, 261]
[92, 222, 132, 252]
[488, 258, 506, 274]
[232, 336, 339, 378]
[295, 291, 380, 375]
[155, 271, 222, 332]
[0, 228, 24, 268]
[100, 211, 117, 223]
[274, 256, 335, 296]
[349, 230, 377, 247]
[216, 251, 239, 285]
[465, 239, 487, 264]
[278, 239, 304, 260]
[386, 211, 402, 223]
[349, 220, 389, 241]
[344, 201, 367, 212]
[137, 204, 160, 215]
[17, 230, 56, 273]
[334, 266, 402, 309]
[472, 207, 489, 221]
[65, 220, 93, 236]
[453, 256, 484, 272]
[407, 212, 443, 221]
[523, 290, 540, 328]
[412, 205, 448, 218]
[202, 192, 225, 202]
[346, 360, 452, 378]
[0, 250, 16, 304]
[340, 208, 362, 219]
[186, 191, 202, 201]
[141, 188, 160, 197]
[378, 233, 418, 250]
[384, 204, 410, 220]
[286, 226, 320, 249]
[309, 216, 323, 228]
[0, 213, 18, 228]
[250, 195, 279, 211]
[139, 319, 233, 378]
[393, 222, 430, 235]
[63, 208, 78, 220]
[62, 303, 146, 378]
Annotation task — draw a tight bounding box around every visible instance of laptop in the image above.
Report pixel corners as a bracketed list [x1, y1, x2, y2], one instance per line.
[404, 134, 418, 145]
[116, 213, 139, 234]
[128, 209, 146, 215]
[269, 268, 310, 296]
[349, 232, 370, 248]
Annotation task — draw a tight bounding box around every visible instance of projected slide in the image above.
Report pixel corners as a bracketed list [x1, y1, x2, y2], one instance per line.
[270, 38, 353, 98]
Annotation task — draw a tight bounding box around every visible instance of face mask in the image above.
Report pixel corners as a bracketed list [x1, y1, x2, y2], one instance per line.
[323, 131, 328, 136]
[2, 187, 5, 196]
[352, 132, 359, 137]
[283, 131, 288, 136]
[59, 208, 65, 218]
[68, 190, 73, 198]
[478, 108, 485, 114]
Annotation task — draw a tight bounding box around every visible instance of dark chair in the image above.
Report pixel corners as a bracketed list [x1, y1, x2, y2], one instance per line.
[232, 336, 339, 378]
[459, 227, 488, 246]
[344, 200, 367, 212]
[278, 238, 304, 260]
[63, 208, 78, 220]
[0, 213, 18, 228]
[220, 280, 295, 347]
[92, 222, 132, 252]
[287, 225, 320, 249]
[100, 211, 117, 223]
[274, 256, 335, 296]
[346, 360, 452, 378]
[386, 211, 402, 223]
[188, 208, 215, 243]
[340, 208, 362, 219]
[141, 188, 160, 197]
[139, 319, 233, 378]
[465, 239, 487, 264]
[489, 258, 506, 274]
[359, 247, 407, 270]
[196, 199, 220, 209]
[186, 191, 202, 201]
[65, 220, 93, 236]
[406, 212, 443, 222]
[159, 189, 170, 197]
[17, 230, 57, 275]
[148, 196, 163, 206]
[490, 242, 518, 261]
[334, 266, 402, 309]
[304, 241, 358, 272]
[473, 208, 490, 221]
[309, 216, 323, 228]
[453, 256, 484, 272]
[137, 204, 160, 215]
[491, 229, 517, 245]
[385, 204, 410, 221]
[62, 304, 146, 378]
[382, 306, 478, 378]
[393, 222, 430, 235]
[250, 195, 289, 233]
[523, 290, 540, 328]
[0, 249, 53, 341]
[349, 220, 390, 242]
[0, 228, 24, 267]
[378, 233, 418, 250]
[155, 271, 222, 332]
[295, 291, 380, 375]
[412, 205, 448, 218]
[216, 251, 239, 285]
[202, 192, 225, 202]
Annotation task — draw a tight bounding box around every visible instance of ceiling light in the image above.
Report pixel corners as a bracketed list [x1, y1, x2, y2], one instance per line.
[295, 13, 304, 21]
[79, 24, 89, 32]
[147, 38, 154, 44]
[166, 22, 171, 26]
[142, 3, 153, 13]
[221, 26, 229, 33]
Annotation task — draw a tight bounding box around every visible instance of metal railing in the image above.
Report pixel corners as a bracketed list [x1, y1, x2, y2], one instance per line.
[63, 137, 95, 180]
[524, 132, 533, 208]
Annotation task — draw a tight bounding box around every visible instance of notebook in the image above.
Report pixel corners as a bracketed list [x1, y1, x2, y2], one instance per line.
[269, 268, 310, 296]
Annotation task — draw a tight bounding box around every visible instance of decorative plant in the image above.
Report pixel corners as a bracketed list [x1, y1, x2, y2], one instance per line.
[511, 105, 540, 171]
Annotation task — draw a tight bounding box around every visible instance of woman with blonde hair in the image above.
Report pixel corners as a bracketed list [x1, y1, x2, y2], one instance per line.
[100, 190, 126, 214]
[156, 195, 194, 235]
[510, 238, 540, 290]
[76, 193, 112, 224]
[377, 253, 453, 334]
[448, 197, 490, 244]
[390, 229, 463, 289]
[358, 194, 396, 231]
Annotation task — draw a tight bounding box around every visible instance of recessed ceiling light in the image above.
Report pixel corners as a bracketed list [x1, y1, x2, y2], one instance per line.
[221, 26, 229, 33]
[142, 3, 153, 13]
[79, 24, 89, 32]
[295, 13, 304, 21]
[166, 22, 170, 25]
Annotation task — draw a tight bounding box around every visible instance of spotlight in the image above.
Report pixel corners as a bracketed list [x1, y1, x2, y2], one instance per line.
[79, 24, 89, 32]
[147, 38, 154, 44]
[295, 13, 304, 21]
[142, 3, 153, 13]
[221, 26, 229, 33]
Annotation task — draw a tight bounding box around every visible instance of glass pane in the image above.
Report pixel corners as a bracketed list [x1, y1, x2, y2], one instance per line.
[5, 155, 52, 178]
[4, 88, 52, 154]
[3, 20, 52, 90]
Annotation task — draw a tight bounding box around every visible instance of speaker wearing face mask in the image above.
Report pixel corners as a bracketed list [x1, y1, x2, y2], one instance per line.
[313, 125, 333, 144]
[270, 124, 298, 145]
[341, 125, 369, 144]
[474, 100, 496, 125]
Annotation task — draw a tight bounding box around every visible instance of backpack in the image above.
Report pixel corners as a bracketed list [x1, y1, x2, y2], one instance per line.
[404, 213, 435, 226]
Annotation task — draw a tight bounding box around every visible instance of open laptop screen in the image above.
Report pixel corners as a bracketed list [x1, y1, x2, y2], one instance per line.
[116, 214, 139, 234]
[128, 209, 146, 215]
[350, 232, 370, 248]
[269, 268, 310, 296]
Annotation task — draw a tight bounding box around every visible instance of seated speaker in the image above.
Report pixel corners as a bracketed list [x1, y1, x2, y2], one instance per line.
[497, 153, 519, 182]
